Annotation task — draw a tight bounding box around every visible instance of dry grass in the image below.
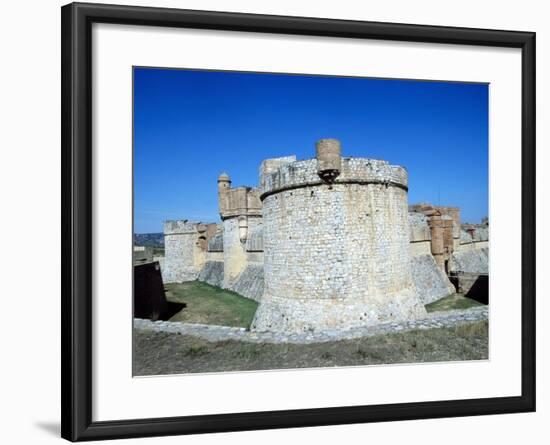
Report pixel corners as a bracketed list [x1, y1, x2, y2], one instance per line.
[133, 321, 488, 376]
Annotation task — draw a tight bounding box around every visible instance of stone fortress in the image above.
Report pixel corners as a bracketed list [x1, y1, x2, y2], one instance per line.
[161, 139, 489, 333]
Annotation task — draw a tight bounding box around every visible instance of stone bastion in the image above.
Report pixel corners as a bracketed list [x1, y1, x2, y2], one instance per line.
[251, 139, 427, 333]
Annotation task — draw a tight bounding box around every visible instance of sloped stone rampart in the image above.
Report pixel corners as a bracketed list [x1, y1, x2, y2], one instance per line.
[228, 264, 264, 302]
[197, 261, 224, 288]
[411, 254, 456, 304]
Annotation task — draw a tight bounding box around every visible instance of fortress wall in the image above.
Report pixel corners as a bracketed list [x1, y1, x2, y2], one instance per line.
[408, 212, 432, 257]
[409, 241, 432, 256]
[221, 218, 244, 286]
[475, 240, 489, 250]
[410, 254, 456, 304]
[253, 149, 426, 333]
[204, 229, 224, 261]
[197, 225, 225, 287]
[218, 223, 265, 301]
[228, 264, 264, 302]
[260, 183, 416, 301]
[245, 224, 264, 264]
[456, 240, 489, 252]
[207, 229, 224, 251]
[246, 225, 264, 251]
[246, 252, 264, 263]
[409, 212, 431, 241]
[460, 229, 473, 244]
[260, 156, 297, 177]
[450, 247, 489, 274]
[222, 216, 262, 287]
[133, 245, 154, 264]
[449, 247, 489, 300]
[406, 210, 454, 302]
[206, 251, 224, 261]
[471, 226, 489, 242]
[153, 256, 165, 278]
[163, 220, 205, 283]
[197, 260, 224, 288]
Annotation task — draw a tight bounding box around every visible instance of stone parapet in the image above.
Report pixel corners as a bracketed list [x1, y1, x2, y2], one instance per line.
[260, 157, 408, 200]
[259, 155, 297, 178]
[218, 186, 262, 220]
[164, 220, 201, 235]
[462, 224, 489, 242]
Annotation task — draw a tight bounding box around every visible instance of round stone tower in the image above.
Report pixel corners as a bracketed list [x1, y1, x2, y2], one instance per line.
[251, 139, 427, 333]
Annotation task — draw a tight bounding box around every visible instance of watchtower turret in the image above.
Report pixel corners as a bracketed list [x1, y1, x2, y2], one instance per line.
[316, 138, 342, 184]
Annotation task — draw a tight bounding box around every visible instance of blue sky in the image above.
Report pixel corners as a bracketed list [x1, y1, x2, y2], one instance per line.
[134, 67, 488, 234]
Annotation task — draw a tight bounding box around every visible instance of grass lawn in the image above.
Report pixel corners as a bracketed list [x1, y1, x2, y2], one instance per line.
[425, 293, 485, 312]
[133, 320, 488, 375]
[165, 281, 258, 328]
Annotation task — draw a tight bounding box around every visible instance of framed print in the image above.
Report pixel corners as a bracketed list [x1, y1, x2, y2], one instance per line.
[61, 2, 536, 441]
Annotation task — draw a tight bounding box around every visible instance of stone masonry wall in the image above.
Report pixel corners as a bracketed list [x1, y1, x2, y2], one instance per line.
[458, 227, 489, 252]
[228, 264, 264, 302]
[196, 206, 458, 307]
[197, 261, 224, 288]
[222, 216, 262, 288]
[450, 248, 489, 274]
[410, 254, 456, 304]
[408, 212, 432, 256]
[197, 226, 225, 288]
[163, 221, 206, 283]
[408, 212, 455, 303]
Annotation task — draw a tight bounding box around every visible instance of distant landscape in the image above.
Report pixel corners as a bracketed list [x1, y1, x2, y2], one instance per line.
[134, 232, 164, 248]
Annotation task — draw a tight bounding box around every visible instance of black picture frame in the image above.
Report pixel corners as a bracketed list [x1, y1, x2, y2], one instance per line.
[61, 2, 536, 441]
